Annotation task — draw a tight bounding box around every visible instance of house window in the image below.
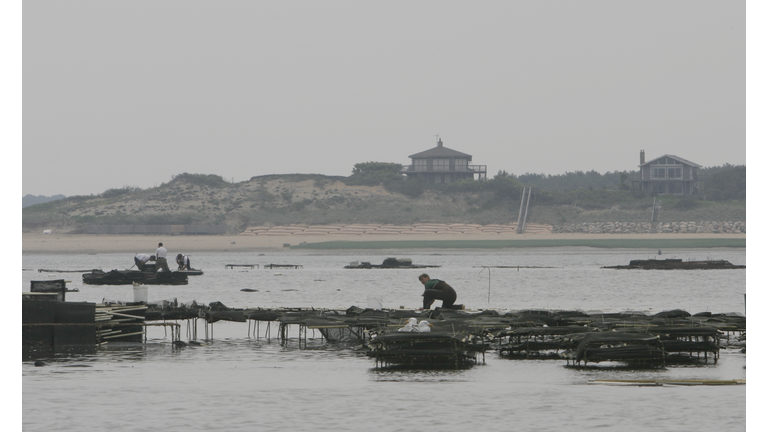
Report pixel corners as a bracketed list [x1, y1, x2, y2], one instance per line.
[433, 158, 450, 171]
[652, 167, 666, 179]
[668, 167, 682, 178]
[414, 159, 427, 172]
[455, 159, 468, 171]
[673, 183, 683, 194]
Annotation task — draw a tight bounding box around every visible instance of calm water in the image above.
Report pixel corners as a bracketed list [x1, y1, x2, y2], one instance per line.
[22, 248, 747, 432]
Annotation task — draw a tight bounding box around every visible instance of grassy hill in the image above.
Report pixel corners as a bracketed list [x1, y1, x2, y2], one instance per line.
[22, 173, 747, 234]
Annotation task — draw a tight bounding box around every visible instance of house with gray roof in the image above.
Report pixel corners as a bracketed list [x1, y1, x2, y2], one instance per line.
[399, 138, 487, 184]
[633, 150, 702, 196]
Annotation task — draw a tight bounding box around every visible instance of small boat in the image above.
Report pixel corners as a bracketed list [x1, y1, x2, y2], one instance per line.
[82, 269, 188, 285]
[176, 268, 204, 276]
[143, 262, 204, 276]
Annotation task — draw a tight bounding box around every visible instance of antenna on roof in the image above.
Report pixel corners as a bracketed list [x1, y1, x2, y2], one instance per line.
[434, 134, 440, 142]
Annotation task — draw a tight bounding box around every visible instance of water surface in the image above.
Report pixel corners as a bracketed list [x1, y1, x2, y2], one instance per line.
[22, 248, 747, 431]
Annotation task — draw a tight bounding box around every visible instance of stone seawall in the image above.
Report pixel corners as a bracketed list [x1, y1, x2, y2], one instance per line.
[552, 221, 746, 234]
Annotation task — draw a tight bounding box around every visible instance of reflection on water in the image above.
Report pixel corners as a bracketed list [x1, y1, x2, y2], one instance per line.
[22, 248, 746, 432]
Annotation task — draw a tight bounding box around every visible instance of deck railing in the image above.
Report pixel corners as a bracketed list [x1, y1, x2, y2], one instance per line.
[399, 164, 487, 174]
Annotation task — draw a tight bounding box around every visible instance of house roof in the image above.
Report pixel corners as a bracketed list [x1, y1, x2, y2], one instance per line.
[408, 139, 472, 159]
[640, 154, 702, 168]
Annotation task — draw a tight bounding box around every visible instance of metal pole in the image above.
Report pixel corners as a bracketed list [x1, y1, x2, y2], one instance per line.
[479, 267, 491, 303]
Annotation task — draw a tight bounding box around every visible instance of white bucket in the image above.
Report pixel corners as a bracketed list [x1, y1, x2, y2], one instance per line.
[133, 285, 148, 303]
[366, 296, 383, 310]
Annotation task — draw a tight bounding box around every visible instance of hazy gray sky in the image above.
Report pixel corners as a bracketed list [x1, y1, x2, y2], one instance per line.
[22, 1, 747, 197]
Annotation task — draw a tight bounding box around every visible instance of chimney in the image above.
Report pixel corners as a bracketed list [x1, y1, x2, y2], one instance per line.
[640, 150, 645, 164]
[437, 138, 443, 148]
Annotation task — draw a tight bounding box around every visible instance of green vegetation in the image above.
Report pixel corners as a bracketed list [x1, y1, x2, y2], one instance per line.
[22, 165, 746, 233]
[167, 173, 231, 188]
[704, 164, 746, 200]
[515, 170, 631, 192]
[509, 165, 746, 199]
[344, 162, 425, 197]
[100, 186, 142, 199]
[346, 162, 403, 185]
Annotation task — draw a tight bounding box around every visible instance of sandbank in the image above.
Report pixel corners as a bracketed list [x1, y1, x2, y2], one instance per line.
[22, 232, 746, 254]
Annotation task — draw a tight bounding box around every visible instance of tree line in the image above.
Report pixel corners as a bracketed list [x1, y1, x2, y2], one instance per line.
[345, 161, 746, 205]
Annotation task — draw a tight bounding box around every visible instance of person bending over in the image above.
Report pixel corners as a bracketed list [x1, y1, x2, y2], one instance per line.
[134, 253, 155, 271]
[418, 273, 464, 310]
[176, 254, 191, 270]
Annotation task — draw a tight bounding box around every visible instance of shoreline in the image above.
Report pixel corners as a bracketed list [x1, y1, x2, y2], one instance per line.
[22, 232, 747, 254]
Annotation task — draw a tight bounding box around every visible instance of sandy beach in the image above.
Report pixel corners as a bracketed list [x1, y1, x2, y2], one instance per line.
[22, 232, 746, 254]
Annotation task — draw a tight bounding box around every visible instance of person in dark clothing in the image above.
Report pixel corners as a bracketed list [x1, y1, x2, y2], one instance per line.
[418, 273, 464, 310]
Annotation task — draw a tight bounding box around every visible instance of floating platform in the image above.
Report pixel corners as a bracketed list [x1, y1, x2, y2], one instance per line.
[82, 269, 189, 285]
[38, 268, 99, 273]
[344, 257, 441, 269]
[264, 264, 303, 269]
[602, 258, 746, 270]
[589, 379, 745, 386]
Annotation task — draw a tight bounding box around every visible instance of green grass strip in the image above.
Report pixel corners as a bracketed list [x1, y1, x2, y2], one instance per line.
[291, 238, 746, 250]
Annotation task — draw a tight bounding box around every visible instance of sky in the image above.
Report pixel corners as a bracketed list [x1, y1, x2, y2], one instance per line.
[9, 2, 764, 417]
[19, 1, 751, 197]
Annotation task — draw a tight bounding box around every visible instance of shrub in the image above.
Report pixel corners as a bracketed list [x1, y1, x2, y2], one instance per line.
[100, 186, 141, 199]
[345, 162, 404, 186]
[169, 173, 230, 188]
[386, 178, 425, 197]
[672, 198, 700, 210]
